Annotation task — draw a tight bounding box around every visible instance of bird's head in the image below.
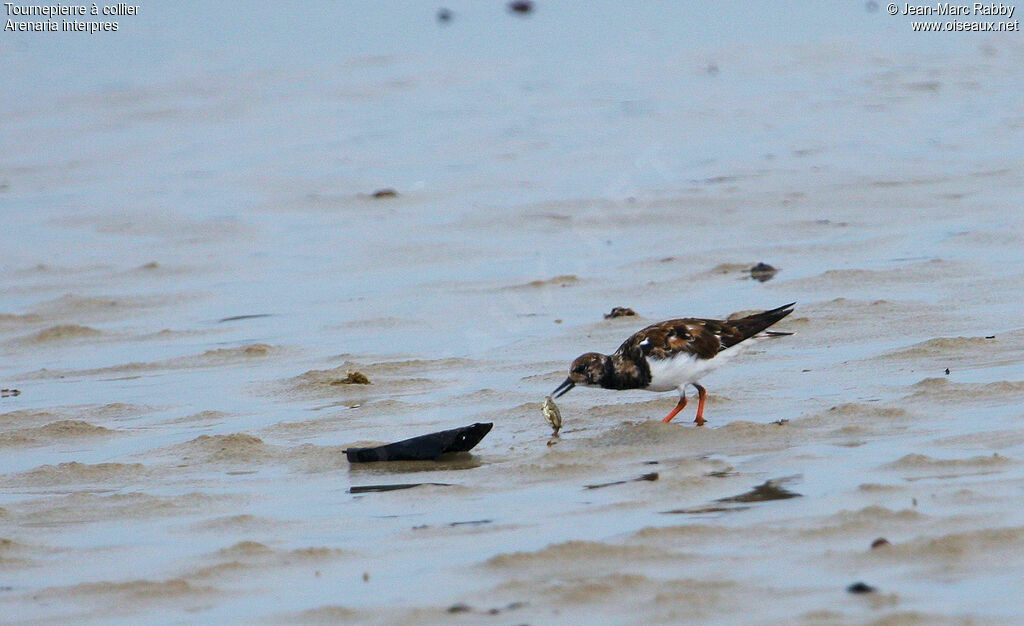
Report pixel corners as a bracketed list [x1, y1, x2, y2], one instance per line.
[552, 352, 609, 397]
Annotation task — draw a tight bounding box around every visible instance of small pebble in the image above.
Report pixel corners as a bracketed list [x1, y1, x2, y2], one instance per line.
[749, 262, 778, 282]
[508, 0, 533, 13]
[847, 582, 876, 594]
[871, 537, 890, 549]
[604, 306, 637, 319]
[332, 371, 371, 385]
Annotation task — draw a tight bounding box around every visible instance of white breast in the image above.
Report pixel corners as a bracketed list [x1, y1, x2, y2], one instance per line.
[644, 340, 757, 392]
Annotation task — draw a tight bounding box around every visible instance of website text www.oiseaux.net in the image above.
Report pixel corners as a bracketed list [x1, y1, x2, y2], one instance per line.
[911, 18, 1019, 30]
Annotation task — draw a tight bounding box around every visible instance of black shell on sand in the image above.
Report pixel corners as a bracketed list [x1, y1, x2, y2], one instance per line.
[345, 422, 493, 462]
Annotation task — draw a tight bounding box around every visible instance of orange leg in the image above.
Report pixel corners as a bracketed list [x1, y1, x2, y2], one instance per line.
[661, 394, 688, 423]
[693, 383, 707, 426]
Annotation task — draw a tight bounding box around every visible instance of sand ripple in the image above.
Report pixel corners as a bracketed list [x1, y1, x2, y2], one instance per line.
[280, 358, 474, 398]
[189, 514, 285, 532]
[27, 324, 103, 343]
[486, 540, 684, 569]
[187, 541, 351, 581]
[510, 274, 579, 289]
[883, 452, 1012, 471]
[11, 462, 149, 487]
[785, 259, 958, 290]
[10, 492, 240, 525]
[41, 578, 216, 600]
[27, 293, 172, 322]
[907, 378, 1024, 403]
[799, 506, 925, 537]
[883, 335, 1004, 363]
[167, 433, 275, 465]
[24, 344, 278, 379]
[0, 420, 114, 447]
[281, 606, 359, 622]
[873, 527, 1024, 560]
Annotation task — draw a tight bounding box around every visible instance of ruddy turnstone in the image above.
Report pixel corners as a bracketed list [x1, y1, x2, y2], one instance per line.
[552, 303, 795, 426]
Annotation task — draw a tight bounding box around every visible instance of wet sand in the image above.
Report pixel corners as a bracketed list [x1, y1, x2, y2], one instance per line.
[3, 2, 1024, 624]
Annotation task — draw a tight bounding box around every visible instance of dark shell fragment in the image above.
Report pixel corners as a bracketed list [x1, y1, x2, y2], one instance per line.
[344, 422, 493, 463]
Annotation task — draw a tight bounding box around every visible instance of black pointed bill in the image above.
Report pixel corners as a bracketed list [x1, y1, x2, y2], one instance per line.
[552, 377, 575, 398]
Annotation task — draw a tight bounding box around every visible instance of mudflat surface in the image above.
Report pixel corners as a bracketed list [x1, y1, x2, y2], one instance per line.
[2, 3, 1023, 623]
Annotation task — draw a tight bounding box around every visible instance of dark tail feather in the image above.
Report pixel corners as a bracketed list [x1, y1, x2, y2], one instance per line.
[730, 302, 796, 343]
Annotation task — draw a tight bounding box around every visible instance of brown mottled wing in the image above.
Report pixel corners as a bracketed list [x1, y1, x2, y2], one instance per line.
[690, 319, 747, 352]
[614, 319, 722, 362]
[615, 303, 795, 362]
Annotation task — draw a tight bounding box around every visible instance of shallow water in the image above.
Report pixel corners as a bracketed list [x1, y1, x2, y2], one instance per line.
[3, 1, 1024, 623]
